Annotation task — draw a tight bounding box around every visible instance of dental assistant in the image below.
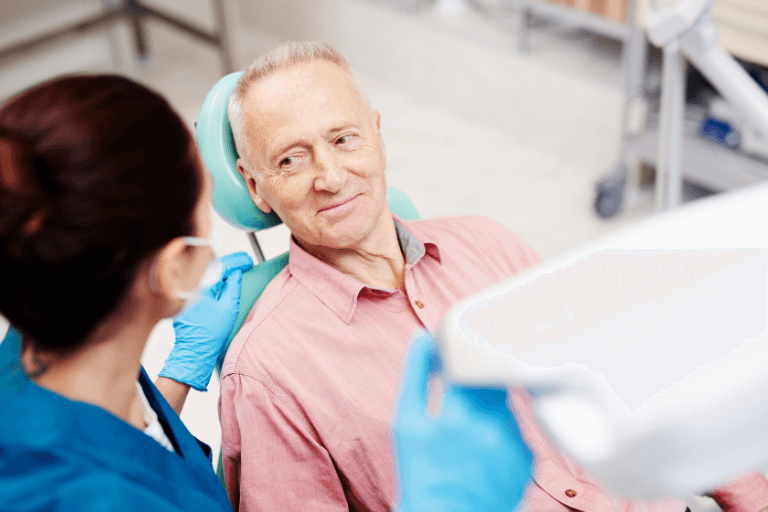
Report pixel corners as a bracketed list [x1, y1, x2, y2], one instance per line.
[0, 75, 249, 512]
[0, 75, 533, 512]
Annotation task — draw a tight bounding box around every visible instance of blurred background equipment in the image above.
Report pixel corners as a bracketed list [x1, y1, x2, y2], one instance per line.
[589, 0, 768, 217]
[0, 0, 236, 101]
[514, 0, 632, 54]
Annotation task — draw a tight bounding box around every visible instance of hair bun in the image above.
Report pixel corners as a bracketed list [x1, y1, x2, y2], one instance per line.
[0, 75, 201, 351]
[0, 132, 55, 258]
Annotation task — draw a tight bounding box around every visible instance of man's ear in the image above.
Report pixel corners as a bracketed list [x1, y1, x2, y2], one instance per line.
[237, 157, 273, 214]
[373, 111, 386, 157]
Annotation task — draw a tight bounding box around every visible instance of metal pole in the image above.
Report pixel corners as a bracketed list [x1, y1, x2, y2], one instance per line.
[621, 0, 647, 139]
[125, 0, 149, 60]
[516, 1, 531, 54]
[622, 0, 648, 202]
[248, 232, 266, 264]
[655, 40, 685, 210]
[212, 0, 236, 74]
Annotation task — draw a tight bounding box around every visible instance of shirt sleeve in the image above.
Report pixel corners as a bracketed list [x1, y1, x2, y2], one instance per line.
[472, 217, 543, 273]
[219, 371, 349, 512]
[709, 471, 768, 512]
[510, 389, 688, 512]
[497, 223, 543, 270]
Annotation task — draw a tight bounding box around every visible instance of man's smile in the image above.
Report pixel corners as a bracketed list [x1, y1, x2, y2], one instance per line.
[318, 194, 361, 216]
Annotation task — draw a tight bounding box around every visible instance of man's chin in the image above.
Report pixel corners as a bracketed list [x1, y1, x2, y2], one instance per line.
[321, 228, 370, 250]
[309, 222, 376, 252]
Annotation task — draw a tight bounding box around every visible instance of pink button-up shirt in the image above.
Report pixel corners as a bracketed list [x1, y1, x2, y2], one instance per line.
[219, 215, 767, 512]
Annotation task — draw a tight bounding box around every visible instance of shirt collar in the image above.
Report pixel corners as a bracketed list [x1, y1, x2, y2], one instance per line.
[287, 215, 441, 324]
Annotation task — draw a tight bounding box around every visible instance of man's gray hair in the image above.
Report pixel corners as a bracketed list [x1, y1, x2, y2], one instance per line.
[228, 41, 370, 169]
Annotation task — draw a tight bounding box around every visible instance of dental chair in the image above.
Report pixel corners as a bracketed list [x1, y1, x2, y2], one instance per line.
[195, 72, 421, 485]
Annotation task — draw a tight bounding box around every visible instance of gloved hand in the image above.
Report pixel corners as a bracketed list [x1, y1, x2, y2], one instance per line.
[392, 331, 533, 512]
[159, 252, 254, 391]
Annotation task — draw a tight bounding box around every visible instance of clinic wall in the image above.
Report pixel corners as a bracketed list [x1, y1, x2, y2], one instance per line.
[233, 0, 623, 174]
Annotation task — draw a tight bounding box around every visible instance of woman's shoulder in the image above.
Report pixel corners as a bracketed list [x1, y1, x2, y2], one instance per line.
[0, 379, 230, 512]
[0, 465, 186, 511]
[0, 444, 129, 511]
[0, 439, 229, 512]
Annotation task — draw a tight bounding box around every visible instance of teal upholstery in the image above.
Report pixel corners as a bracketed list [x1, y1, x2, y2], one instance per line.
[196, 72, 420, 485]
[196, 72, 282, 231]
[214, 252, 288, 369]
[386, 188, 420, 223]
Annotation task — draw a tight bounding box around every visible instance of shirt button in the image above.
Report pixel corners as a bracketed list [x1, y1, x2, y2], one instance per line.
[415, 300, 424, 309]
[565, 489, 577, 498]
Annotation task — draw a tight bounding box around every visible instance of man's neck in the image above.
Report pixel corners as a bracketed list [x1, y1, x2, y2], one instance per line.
[300, 213, 406, 291]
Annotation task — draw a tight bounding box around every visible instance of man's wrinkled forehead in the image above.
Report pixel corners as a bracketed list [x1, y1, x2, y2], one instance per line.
[242, 60, 373, 155]
[245, 60, 369, 118]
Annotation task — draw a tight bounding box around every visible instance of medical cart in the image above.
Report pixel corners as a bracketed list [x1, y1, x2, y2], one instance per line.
[593, 0, 768, 217]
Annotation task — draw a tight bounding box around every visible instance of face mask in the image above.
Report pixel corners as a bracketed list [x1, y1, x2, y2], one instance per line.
[175, 226, 223, 314]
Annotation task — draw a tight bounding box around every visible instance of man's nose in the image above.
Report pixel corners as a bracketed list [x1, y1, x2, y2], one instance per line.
[313, 145, 347, 193]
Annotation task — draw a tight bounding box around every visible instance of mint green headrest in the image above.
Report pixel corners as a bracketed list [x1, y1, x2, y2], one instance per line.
[196, 71, 282, 231]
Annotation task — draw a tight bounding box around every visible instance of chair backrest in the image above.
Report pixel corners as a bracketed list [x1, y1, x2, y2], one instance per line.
[195, 72, 421, 370]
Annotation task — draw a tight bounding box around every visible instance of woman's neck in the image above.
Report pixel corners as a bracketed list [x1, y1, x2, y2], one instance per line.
[24, 307, 156, 427]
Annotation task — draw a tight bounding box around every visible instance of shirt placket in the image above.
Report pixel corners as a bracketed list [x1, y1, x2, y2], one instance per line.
[403, 267, 442, 334]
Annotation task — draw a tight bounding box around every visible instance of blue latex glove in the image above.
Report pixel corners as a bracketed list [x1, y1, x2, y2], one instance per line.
[159, 252, 254, 391]
[392, 331, 533, 512]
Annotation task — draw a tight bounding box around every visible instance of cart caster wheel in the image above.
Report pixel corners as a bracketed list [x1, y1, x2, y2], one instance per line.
[595, 185, 623, 218]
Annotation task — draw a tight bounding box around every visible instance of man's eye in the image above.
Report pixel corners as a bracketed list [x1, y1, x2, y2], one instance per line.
[336, 134, 355, 145]
[280, 156, 296, 167]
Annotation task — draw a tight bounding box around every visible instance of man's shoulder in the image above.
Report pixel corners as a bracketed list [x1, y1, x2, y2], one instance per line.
[404, 215, 517, 240]
[220, 266, 294, 372]
[404, 215, 542, 274]
[220, 264, 331, 378]
[405, 215, 532, 255]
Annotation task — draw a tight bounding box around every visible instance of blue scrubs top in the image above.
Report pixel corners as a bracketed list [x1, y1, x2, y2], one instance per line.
[0, 327, 233, 512]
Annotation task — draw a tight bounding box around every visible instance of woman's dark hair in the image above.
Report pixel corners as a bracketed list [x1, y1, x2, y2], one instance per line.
[0, 75, 202, 351]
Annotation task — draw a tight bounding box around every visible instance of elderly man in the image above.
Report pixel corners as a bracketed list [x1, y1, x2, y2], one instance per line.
[218, 41, 768, 512]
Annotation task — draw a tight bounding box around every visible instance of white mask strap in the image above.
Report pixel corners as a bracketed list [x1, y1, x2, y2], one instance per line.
[182, 223, 221, 254]
[182, 236, 211, 247]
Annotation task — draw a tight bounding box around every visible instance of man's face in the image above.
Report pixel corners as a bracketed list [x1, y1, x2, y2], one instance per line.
[237, 60, 388, 252]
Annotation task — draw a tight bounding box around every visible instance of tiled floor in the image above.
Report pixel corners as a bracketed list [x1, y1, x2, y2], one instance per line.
[2, 0, 669, 473]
